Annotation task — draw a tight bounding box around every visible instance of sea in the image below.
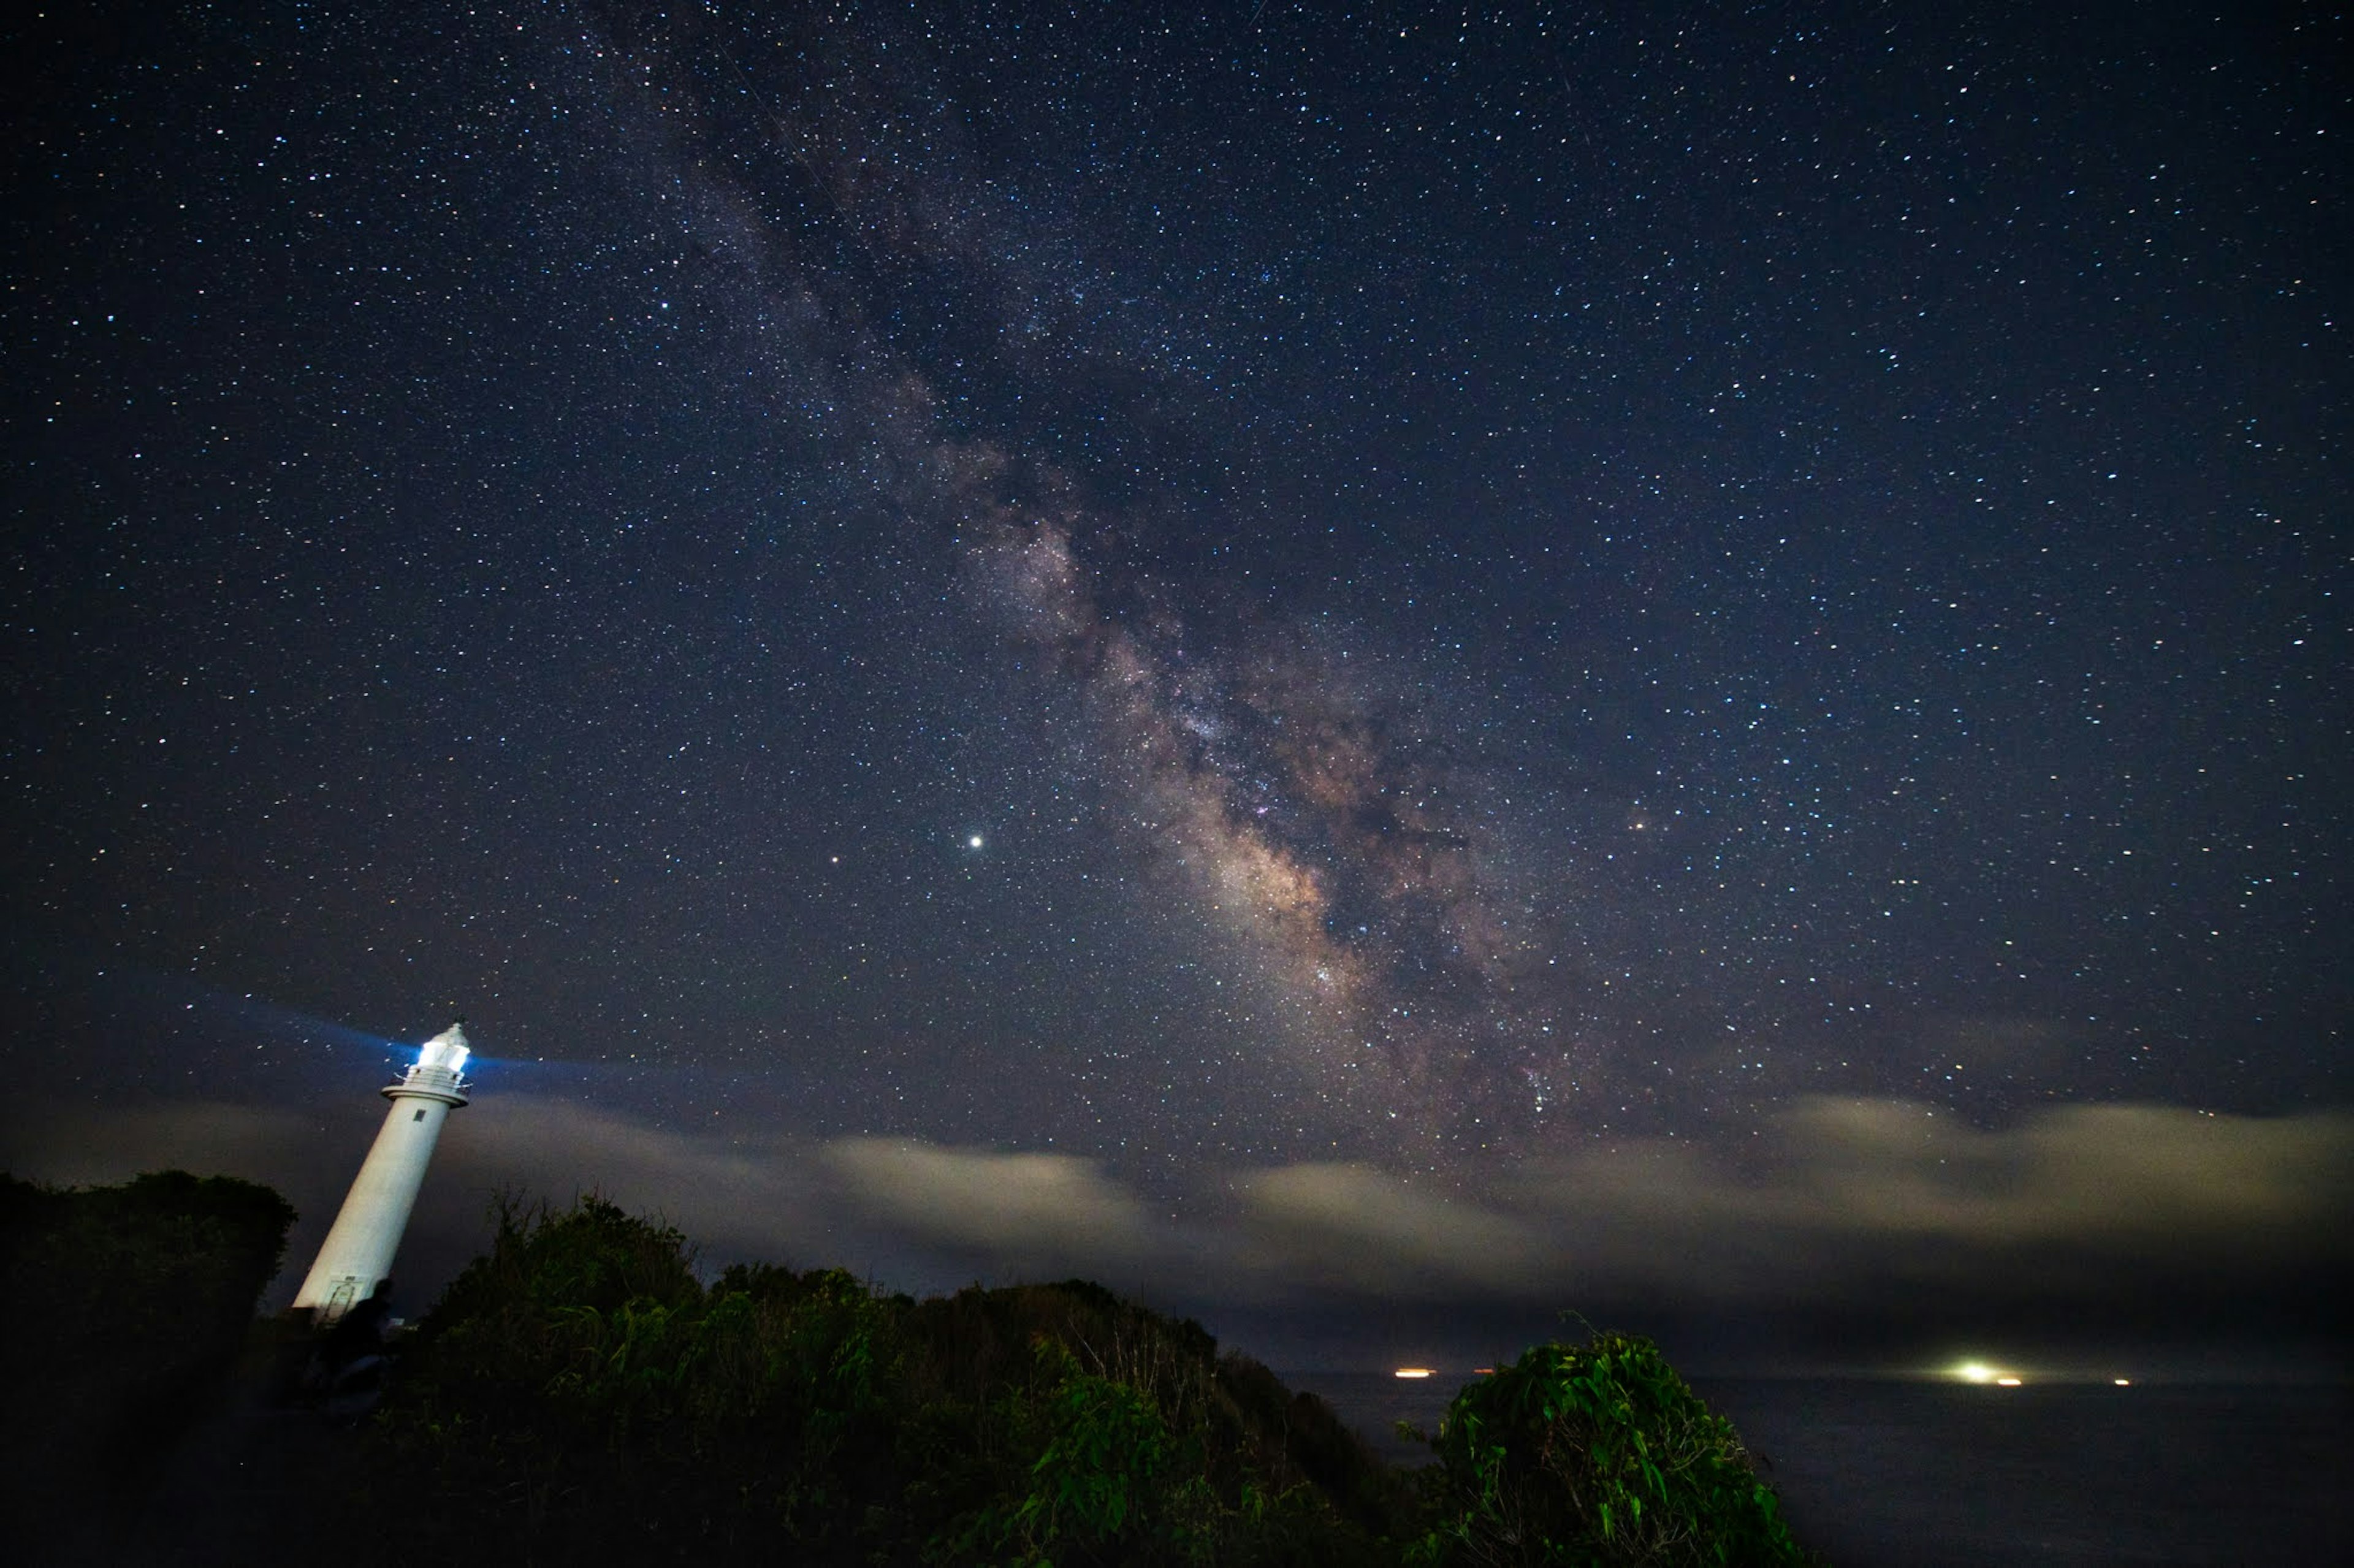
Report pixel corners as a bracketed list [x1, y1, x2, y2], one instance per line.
[1285, 1371, 2353, 1567]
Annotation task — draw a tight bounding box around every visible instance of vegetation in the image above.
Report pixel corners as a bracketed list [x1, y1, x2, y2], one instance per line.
[344, 1195, 1408, 1564]
[0, 1176, 1813, 1565]
[344, 1195, 1811, 1567]
[1410, 1334, 1814, 1567]
[0, 1170, 297, 1539]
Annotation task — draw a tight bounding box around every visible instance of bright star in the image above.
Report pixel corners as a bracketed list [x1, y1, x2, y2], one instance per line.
[968, 834, 984, 849]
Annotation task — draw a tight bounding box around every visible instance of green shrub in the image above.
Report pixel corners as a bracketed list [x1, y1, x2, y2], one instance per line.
[359, 1195, 1403, 1566]
[1409, 1331, 1813, 1567]
[346, 1199, 1812, 1567]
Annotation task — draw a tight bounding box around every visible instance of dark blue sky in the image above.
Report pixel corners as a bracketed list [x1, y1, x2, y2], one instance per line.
[2, 1, 2345, 1369]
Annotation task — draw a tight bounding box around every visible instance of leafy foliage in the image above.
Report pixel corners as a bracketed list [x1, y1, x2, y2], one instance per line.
[5, 1176, 1823, 1567]
[321, 1197, 1811, 1567]
[1409, 1332, 1815, 1567]
[354, 1196, 1407, 1566]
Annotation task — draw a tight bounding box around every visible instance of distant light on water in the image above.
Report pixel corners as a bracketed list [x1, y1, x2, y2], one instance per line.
[1950, 1360, 2023, 1386]
[1394, 1367, 1434, 1379]
[2116, 1378, 2132, 1387]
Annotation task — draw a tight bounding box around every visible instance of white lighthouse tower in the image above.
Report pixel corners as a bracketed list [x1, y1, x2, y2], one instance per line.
[292, 1020, 472, 1323]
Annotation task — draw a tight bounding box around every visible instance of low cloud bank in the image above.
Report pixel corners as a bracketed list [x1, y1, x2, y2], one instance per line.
[7, 1095, 2345, 1330]
[1239, 1102, 2351, 1307]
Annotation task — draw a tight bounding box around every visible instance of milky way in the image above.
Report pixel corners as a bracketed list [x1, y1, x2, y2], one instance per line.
[4, 2, 2342, 1217]
[547, 10, 1616, 1163]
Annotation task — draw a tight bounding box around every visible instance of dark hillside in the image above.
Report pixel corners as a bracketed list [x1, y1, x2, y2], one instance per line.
[0, 1171, 297, 1555]
[349, 1195, 1411, 1565]
[335, 1195, 1811, 1566]
[0, 1181, 1811, 1566]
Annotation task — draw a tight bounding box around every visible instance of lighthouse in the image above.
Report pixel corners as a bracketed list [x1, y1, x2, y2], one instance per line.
[292, 1021, 472, 1323]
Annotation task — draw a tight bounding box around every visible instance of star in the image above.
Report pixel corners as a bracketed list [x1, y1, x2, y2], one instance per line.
[4, 0, 2335, 1419]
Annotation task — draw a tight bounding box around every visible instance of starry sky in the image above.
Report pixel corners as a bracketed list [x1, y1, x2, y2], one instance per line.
[3, 1, 2347, 1373]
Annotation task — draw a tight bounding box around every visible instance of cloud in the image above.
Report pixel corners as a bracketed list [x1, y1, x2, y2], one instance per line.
[1220, 1100, 2352, 1309]
[9, 1094, 2343, 1338]
[1751, 1098, 2347, 1246]
[445, 1095, 832, 1263]
[1507, 1099, 2354, 1303]
[1236, 1162, 1541, 1296]
[822, 1138, 1157, 1272]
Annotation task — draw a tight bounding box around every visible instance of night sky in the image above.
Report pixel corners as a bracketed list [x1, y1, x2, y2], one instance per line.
[4, 1, 2347, 1374]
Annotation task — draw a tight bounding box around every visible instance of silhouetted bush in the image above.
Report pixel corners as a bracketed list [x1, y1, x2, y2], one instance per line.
[0, 1177, 1822, 1565]
[350, 1195, 1403, 1566]
[327, 1197, 1810, 1567]
[0, 1170, 297, 1536]
[1409, 1331, 1815, 1567]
